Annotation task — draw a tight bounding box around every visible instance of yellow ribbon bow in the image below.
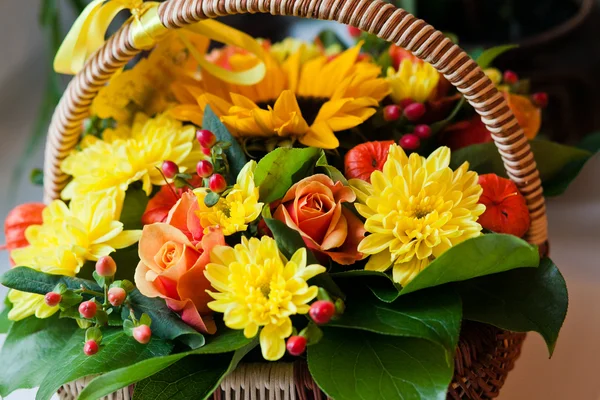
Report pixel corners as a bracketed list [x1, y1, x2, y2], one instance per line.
[54, 0, 266, 85]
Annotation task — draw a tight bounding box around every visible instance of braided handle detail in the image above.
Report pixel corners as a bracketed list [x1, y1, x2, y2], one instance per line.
[43, 0, 547, 245]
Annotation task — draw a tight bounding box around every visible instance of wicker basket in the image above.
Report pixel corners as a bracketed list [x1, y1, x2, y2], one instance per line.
[46, 0, 548, 398]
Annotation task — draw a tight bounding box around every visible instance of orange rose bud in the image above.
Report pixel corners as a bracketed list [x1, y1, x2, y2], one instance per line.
[478, 174, 531, 237]
[344, 141, 394, 182]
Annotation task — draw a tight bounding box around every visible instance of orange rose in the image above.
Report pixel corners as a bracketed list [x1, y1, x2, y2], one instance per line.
[166, 191, 203, 245]
[135, 193, 224, 334]
[273, 175, 365, 265]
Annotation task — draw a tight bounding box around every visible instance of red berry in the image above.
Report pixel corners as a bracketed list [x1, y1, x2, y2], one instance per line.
[83, 340, 99, 356]
[79, 301, 97, 319]
[196, 160, 214, 178]
[309, 300, 336, 325]
[347, 26, 362, 38]
[399, 134, 421, 150]
[95, 255, 116, 277]
[403, 103, 426, 122]
[503, 70, 519, 85]
[202, 147, 212, 156]
[209, 174, 227, 193]
[383, 105, 402, 122]
[44, 292, 62, 307]
[531, 92, 549, 108]
[414, 124, 432, 139]
[399, 98, 415, 109]
[161, 160, 179, 179]
[196, 129, 217, 148]
[133, 324, 152, 344]
[107, 287, 126, 307]
[286, 335, 307, 356]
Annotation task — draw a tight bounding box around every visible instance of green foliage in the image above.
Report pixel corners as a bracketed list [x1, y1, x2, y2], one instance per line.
[1, 267, 101, 295]
[316, 151, 348, 185]
[331, 270, 401, 302]
[475, 44, 518, 68]
[308, 328, 453, 400]
[457, 258, 568, 355]
[120, 187, 149, 230]
[35, 329, 173, 400]
[202, 106, 248, 183]
[0, 316, 77, 397]
[254, 147, 322, 203]
[0, 297, 12, 334]
[317, 30, 348, 51]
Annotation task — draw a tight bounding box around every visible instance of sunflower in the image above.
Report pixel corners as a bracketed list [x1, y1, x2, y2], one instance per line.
[171, 43, 389, 149]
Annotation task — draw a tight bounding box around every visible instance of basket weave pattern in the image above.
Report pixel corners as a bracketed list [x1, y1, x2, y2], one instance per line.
[47, 0, 544, 398]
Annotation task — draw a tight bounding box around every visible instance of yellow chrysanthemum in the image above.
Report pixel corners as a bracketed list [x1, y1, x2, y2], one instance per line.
[62, 112, 202, 201]
[172, 43, 389, 149]
[8, 192, 141, 321]
[204, 236, 326, 360]
[386, 59, 440, 104]
[194, 161, 263, 236]
[352, 145, 485, 285]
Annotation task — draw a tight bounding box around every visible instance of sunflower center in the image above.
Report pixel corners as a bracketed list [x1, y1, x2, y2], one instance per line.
[257, 96, 329, 126]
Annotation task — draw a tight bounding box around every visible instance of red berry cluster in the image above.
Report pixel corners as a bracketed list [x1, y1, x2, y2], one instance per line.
[195, 129, 227, 193]
[383, 101, 426, 123]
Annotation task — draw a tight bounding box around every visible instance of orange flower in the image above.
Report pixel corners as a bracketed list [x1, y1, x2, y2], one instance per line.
[344, 141, 394, 182]
[442, 116, 493, 150]
[505, 92, 541, 140]
[142, 176, 203, 225]
[273, 175, 365, 265]
[478, 174, 531, 237]
[135, 193, 225, 334]
[2, 203, 45, 265]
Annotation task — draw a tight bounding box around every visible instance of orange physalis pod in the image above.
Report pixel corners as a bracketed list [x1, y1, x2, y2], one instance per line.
[344, 141, 394, 182]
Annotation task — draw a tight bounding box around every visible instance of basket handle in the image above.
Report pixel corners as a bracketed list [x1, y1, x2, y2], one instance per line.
[43, 0, 547, 245]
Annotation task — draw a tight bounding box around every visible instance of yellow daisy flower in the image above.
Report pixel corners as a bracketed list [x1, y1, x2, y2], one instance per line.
[351, 145, 485, 286]
[386, 59, 440, 104]
[194, 161, 263, 236]
[204, 236, 326, 360]
[61, 112, 202, 201]
[172, 43, 389, 149]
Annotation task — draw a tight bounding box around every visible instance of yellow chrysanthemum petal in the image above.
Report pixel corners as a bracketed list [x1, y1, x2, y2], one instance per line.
[386, 59, 440, 104]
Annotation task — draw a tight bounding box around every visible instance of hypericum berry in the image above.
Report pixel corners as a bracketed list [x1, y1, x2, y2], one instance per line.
[399, 134, 421, 150]
[399, 98, 415, 109]
[44, 292, 62, 307]
[133, 324, 152, 344]
[414, 124, 432, 139]
[201, 147, 212, 156]
[209, 174, 227, 193]
[531, 92, 549, 108]
[503, 70, 519, 85]
[286, 335, 307, 356]
[383, 105, 402, 122]
[196, 160, 214, 178]
[95, 255, 117, 277]
[196, 129, 217, 148]
[107, 287, 127, 307]
[161, 160, 179, 179]
[347, 26, 362, 38]
[79, 301, 97, 319]
[309, 300, 336, 325]
[83, 340, 99, 356]
[403, 103, 426, 122]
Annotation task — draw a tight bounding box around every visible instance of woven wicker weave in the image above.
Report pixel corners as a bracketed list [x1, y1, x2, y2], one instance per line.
[47, 0, 547, 398]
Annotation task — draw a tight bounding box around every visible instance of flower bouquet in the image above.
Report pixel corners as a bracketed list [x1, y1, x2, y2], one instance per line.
[1, 1, 595, 399]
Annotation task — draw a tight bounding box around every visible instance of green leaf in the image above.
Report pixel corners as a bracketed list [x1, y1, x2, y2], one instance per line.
[331, 270, 400, 302]
[35, 329, 173, 400]
[308, 328, 453, 400]
[316, 151, 348, 185]
[400, 234, 539, 296]
[0, 316, 77, 397]
[131, 340, 256, 400]
[329, 289, 461, 356]
[202, 106, 248, 182]
[254, 147, 322, 203]
[475, 44, 518, 69]
[126, 289, 205, 349]
[30, 168, 44, 186]
[456, 257, 567, 355]
[0, 298, 12, 334]
[78, 328, 254, 400]
[1, 267, 101, 295]
[204, 191, 220, 207]
[450, 139, 597, 197]
[317, 30, 348, 50]
[120, 187, 149, 230]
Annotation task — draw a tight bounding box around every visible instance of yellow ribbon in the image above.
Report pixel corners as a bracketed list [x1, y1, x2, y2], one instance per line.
[54, 0, 266, 85]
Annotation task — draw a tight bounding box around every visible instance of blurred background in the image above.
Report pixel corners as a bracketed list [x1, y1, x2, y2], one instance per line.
[0, 0, 598, 399]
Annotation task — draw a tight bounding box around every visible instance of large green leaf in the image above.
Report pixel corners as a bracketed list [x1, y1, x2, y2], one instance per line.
[1, 266, 101, 294]
[78, 329, 254, 400]
[329, 289, 461, 356]
[254, 147, 322, 203]
[132, 340, 257, 400]
[126, 289, 205, 349]
[308, 328, 453, 400]
[456, 257, 567, 355]
[35, 329, 173, 400]
[450, 139, 597, 196]
[331, 270, 400, 302]
[202, 106, 248, 182]
[400, 234, 539, 296]
[475, 44, 518, 68]
[0, 316, 77, 397]
[0, 298, 12, 334]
